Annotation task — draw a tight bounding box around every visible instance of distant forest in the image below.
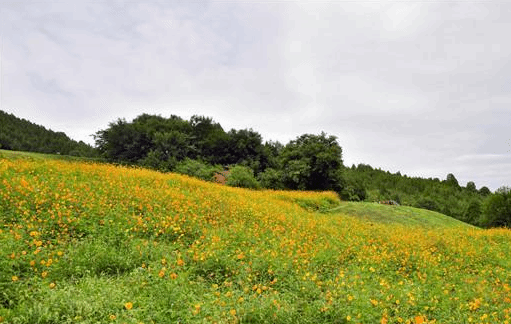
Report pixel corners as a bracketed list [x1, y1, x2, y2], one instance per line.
[0, 110, 97, 157]
[1, 110, 510, 228]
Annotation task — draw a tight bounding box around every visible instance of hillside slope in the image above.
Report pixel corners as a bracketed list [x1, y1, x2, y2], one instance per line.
[0, 110, 97, 157]
[328, 202, 475, 229]
[1, 153, 510, 323]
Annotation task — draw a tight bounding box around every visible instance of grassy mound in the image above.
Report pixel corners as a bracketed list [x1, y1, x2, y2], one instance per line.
[1, 152, 510, 323]
[328, 202, 475, 229]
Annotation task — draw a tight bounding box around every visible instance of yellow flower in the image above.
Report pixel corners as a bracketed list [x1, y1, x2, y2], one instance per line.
[125, 302, 133, 310]
[11, 275, 19, 282]
[41, 271, 48, 278]
[49, 282, 56, 289]
[229, 309, 237, 316]
[109, 314, 116, 320]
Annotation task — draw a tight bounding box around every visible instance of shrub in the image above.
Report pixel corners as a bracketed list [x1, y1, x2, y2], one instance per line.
[174, 158, 222, 181]
[258, 168, 284, 189]
[226, 165, 261, 189]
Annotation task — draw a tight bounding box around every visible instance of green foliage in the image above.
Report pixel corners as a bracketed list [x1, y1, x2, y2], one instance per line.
[463, 200, 482, 225]
[481, 187, 511, 227]
[0, 110, 97, 157]
[94, 118, 152, 163]
[279, 132, 344, 192]
[138, 149, 177, 172]
[340, 183, 367, 202]
[466, 181, 477, 193]
[445, 173, 460, 188]
[343, 165, 493, 226]
[225, 165, 261, 189]
[479, 186, 491, 196]
[340, 172, 366, 201]
[225, 128, 267, 173]
[174, 158, 222, 181]
[258, 168, 285, 190]
[415, 197, 441, 212]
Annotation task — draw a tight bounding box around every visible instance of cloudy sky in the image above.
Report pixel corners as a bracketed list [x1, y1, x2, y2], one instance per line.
[0, 0, 510, 190]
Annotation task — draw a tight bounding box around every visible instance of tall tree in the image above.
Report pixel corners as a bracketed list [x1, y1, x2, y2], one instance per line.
[279, 132, 344, 192]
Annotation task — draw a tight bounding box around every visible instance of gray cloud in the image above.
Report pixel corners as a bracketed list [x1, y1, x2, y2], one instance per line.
[0, 0, 509, 191]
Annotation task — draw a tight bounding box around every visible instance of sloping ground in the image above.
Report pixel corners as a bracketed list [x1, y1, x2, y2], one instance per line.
[328, 201, 475, 229]
[1, 153, 511, 324]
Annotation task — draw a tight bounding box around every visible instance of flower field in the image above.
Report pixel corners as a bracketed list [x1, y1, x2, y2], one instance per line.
[1, 151, 511, 323]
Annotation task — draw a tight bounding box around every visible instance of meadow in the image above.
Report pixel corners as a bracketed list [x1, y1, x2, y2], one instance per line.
[1, 150, 510, 323]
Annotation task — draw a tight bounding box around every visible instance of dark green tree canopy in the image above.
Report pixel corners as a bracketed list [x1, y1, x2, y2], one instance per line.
[279, 132, 344, 192]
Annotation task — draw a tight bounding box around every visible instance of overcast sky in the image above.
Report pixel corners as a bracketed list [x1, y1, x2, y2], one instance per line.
[0, 0, 510, 191]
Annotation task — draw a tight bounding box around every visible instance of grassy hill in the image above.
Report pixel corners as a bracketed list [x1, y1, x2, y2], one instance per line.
[1, 152, 510, 323]
[327, 202, 475, 229]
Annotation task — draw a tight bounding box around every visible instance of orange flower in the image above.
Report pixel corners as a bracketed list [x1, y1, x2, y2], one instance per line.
[415, 316, 425, 324]
[176, 259, 185, 266]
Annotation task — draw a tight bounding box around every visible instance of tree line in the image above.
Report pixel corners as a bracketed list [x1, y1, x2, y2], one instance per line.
[1, 110, 509, 228]
[341, 164, 509, 227]
[0, 110, 97, 157]
[93, 114, 344, 194]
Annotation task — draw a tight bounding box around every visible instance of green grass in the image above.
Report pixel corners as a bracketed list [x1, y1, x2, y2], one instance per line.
[1, 151, 510, 324]
[328, 201, 475, 229]
[0, 149, 102, 163]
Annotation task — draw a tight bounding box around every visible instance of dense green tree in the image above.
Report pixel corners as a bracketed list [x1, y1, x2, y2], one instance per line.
[481, 187, 511, 227]
[445, 173, 460, 188]
[224, 128, 267, 173]
[257, 168, 285, 190]
[466, 181, 477, 193]
[279, 132, 344, 192]
[479, 186, 491, 196]
[94, 119, 152, 163]
[189, 115, 229, 164]
[464, 200, 482, 224]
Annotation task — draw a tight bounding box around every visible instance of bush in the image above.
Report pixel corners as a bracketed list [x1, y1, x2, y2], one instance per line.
[226, 165, 261, 189]
[415, 197, 440, 212]
[340, 178, 366, 201]
[340, 184, 366, 201]
[174, 158, 222, 181]
[258, 168, 284, 190]
[139, 149, 176, 172]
